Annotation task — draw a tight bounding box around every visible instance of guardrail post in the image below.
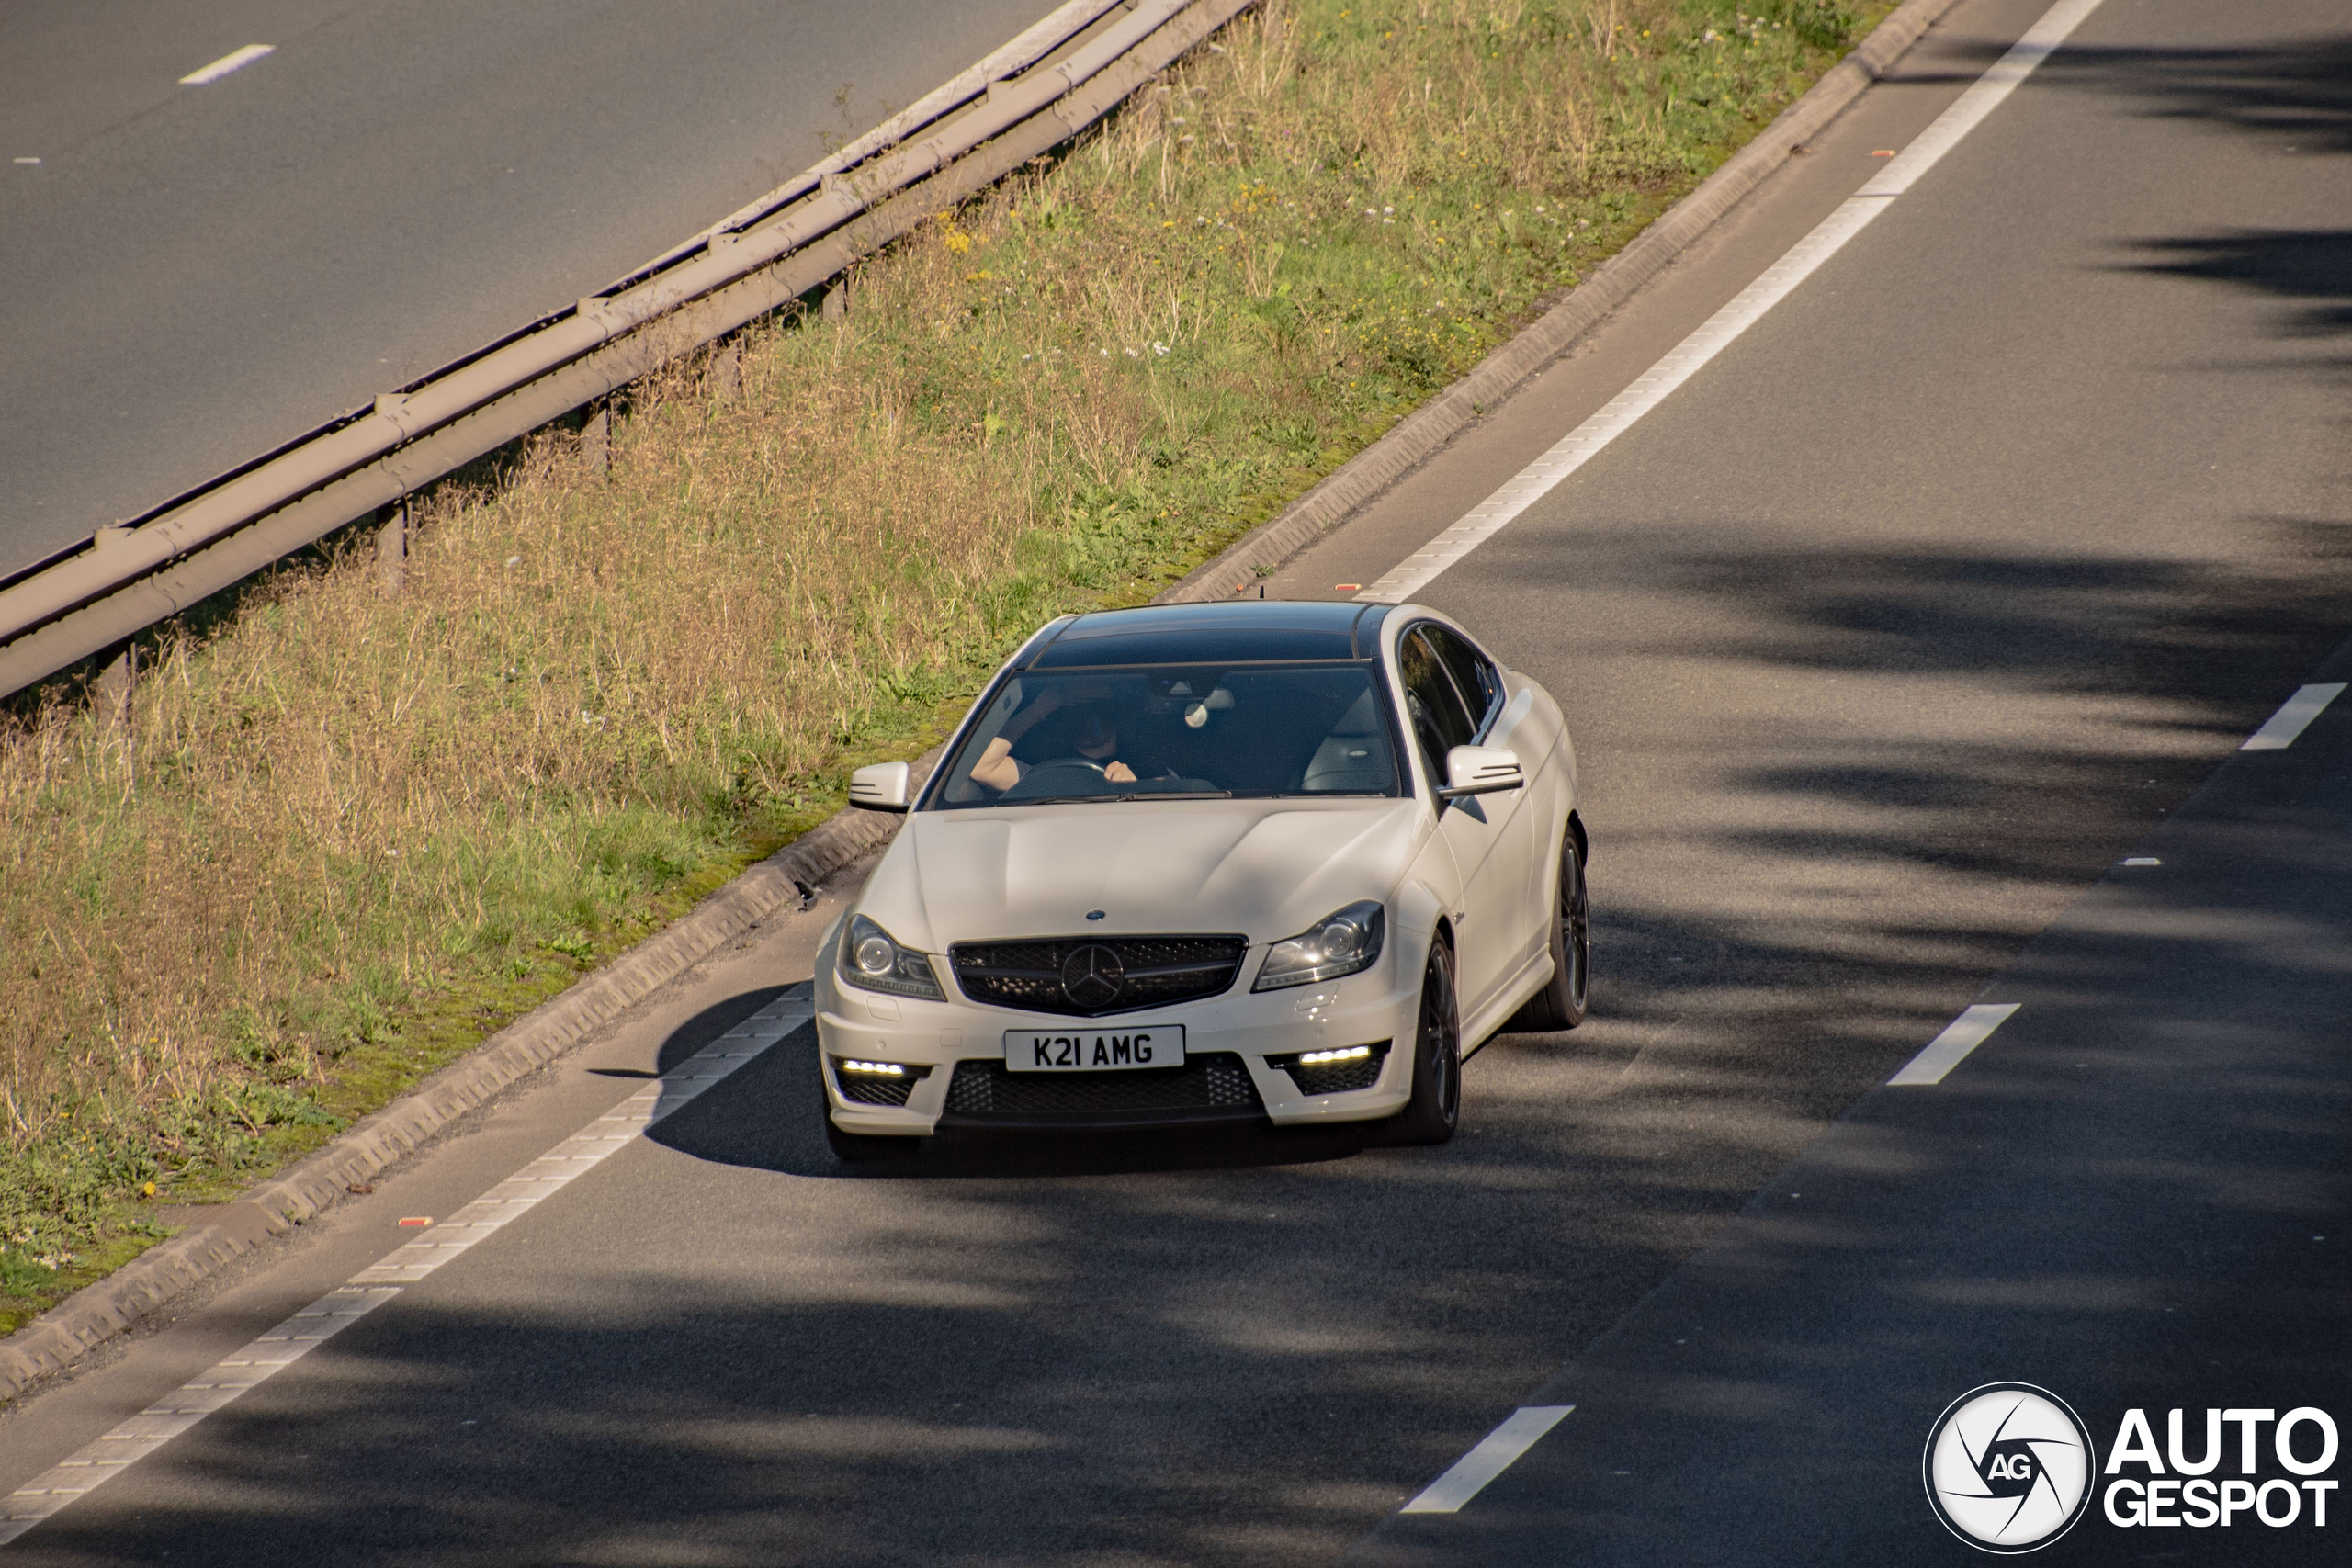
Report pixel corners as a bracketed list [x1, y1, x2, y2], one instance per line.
[711, 339, 742, 399]
[85, 525, 139, 732]
[375, 501, 408, 594]
[822, 279, 850, 321]
[580, 400, 611, 474]
[95, 644, 136, 733]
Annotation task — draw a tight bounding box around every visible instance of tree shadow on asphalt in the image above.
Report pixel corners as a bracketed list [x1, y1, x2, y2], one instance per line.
[16, 34, 2352, 1568]
[17, 784, 2346, 1568]
[1892, 24, 2352, 156]
[2049, 32, 2352, 155]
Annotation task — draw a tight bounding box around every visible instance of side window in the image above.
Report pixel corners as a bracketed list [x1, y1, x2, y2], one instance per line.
[1421, 625, 1503, 734]
[1398, 628, 1476, 790]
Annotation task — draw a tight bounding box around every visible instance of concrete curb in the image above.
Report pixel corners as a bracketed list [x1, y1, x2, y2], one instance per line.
[0, 765, 929, 1403]
[1160, 0, 1965, 604]
[0, 0, 1964, 1403]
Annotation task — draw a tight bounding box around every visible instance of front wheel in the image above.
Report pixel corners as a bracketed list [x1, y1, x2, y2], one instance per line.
[1390, 942, 1462, 1145]
[1508, 828, 1589, 1032]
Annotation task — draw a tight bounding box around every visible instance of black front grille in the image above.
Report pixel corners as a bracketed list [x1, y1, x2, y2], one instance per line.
[940, 1053, 1263, 1127]
[950, 935, 1247, 1017]
[831, 1061, 930, 1107]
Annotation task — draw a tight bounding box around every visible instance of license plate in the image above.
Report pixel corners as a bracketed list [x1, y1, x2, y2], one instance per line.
[1004, 1026, 1185, 1072]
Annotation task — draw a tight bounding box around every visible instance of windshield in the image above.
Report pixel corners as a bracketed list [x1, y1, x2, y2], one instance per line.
[930, 663, 1402, 807]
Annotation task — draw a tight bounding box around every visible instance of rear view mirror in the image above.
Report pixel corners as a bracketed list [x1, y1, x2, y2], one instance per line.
[848, 761, 911, 812]
[1439, 745, 1523, 801]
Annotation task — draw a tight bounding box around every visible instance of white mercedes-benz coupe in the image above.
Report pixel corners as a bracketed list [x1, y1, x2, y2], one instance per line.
[814, 600, 1589, 1158]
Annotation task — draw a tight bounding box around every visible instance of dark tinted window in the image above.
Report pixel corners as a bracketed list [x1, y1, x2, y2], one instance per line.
[1398, 629, 1475, 787]
[1421, 624, 1503, 731]
[932, 664, 1400, 807]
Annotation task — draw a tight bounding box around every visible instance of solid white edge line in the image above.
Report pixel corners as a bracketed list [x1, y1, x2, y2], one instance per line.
[0, 992, 816, 1546]
[2241, 683, 2346, 751]
[1888, 1002, 2020, 1087]
[1854, 0, 2110, 197]
[1355, 0, 2113, 605]
[178, 44, 275, 85]
[1400, 1405, 1575, 1515]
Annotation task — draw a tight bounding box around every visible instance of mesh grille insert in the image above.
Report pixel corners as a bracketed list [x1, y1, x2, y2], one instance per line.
[942, 1053, 1262, 1124]
[950, 935, 1247, 1017]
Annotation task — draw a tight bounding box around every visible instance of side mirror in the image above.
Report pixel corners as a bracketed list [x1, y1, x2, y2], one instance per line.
[848, 761, 911, 813]
[1439, 744, 1524, 801]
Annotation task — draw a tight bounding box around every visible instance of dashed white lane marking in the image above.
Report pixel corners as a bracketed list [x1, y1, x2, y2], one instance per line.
[2242, 683, 2346, 751]
[1401, 1405, 1576, 1514]
[178, 44, 275, 85]
[0, 990, 814, 1546]
[1888, 1002, 2020, 1087]
[1356, 0, 2112, 605]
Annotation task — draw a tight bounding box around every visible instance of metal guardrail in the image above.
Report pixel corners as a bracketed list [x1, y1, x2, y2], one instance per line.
[0, 0, 1255, 699]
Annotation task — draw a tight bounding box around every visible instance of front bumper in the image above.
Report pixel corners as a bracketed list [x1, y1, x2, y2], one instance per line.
[816, 961, 1419, 1134]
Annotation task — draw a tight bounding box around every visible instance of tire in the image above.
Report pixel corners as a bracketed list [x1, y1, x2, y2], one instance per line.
[1508, 827, 1590, 1032]
[1391, 942, 1463, 1145]
[823, 1106, 921, 1163]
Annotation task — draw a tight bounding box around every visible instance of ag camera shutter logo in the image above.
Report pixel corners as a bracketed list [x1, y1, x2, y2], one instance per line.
[1923, 1383, 2096, 1552]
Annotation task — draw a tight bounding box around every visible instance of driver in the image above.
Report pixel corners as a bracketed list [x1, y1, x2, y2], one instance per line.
[968, 687, 1138, 794]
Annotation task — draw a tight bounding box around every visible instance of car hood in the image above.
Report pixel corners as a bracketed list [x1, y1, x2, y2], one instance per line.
[860, 798, 1430, 950]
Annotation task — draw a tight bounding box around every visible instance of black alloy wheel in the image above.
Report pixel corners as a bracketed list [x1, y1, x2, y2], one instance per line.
[1508, 828, 1590, 1032]
[1392, 940, 1462, 1145]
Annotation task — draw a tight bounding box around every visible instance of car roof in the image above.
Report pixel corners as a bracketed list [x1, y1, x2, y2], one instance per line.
[1019, 601, 1396, 669]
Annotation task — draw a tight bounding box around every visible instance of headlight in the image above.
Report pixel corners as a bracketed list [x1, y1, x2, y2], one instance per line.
[1252, 901, 1385, 991]
[837, 914, 945, 999]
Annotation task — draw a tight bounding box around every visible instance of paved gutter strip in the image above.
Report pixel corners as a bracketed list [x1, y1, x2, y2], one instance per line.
[0, 0, 1962, 1400]
[0, 993, 816, 1544]
[0, 795, 904, 1403]
[1161, 0, 1966, 604]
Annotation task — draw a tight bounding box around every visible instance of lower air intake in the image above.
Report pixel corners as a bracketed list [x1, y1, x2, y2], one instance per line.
[941, 1053, 1263, 1127]
[1283, 1049, 1388, 1096]
[831, 1062, 927, 1107]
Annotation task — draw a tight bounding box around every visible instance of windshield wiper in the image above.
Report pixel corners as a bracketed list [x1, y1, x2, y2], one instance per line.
[1002, 790, 1234, 805]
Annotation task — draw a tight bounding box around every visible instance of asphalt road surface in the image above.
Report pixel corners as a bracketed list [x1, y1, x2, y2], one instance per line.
[0, 0, 1060, 578]
[2, 0, 2346, 1562]
[1350, 652, 2352, 1565]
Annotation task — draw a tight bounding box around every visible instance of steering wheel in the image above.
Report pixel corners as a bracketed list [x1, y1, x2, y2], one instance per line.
[1021, 758, 1109, 783]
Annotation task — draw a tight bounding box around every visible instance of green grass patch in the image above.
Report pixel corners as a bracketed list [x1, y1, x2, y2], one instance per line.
[1, 0, 1889, 1334]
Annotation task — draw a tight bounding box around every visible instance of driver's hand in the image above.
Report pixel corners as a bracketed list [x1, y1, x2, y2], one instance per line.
[1104, 761, 1136, 784]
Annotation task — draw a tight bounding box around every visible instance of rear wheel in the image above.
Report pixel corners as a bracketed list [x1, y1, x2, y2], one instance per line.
[1391, 942, 1462, 1145]
[1508, 828, 1589, 1032]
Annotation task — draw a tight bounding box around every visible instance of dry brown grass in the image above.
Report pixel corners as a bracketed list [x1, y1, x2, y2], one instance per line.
[1, 0, 1871, 1315]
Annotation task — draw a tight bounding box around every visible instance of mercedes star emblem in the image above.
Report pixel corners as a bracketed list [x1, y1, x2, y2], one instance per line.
[1060, 943, 1125, 1009]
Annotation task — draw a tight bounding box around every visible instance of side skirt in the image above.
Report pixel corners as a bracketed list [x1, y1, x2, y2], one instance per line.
[1461, 948, 1556, 1055]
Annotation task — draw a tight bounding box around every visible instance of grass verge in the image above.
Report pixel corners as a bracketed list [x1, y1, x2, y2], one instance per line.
[2, 0, 1888, 1335]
